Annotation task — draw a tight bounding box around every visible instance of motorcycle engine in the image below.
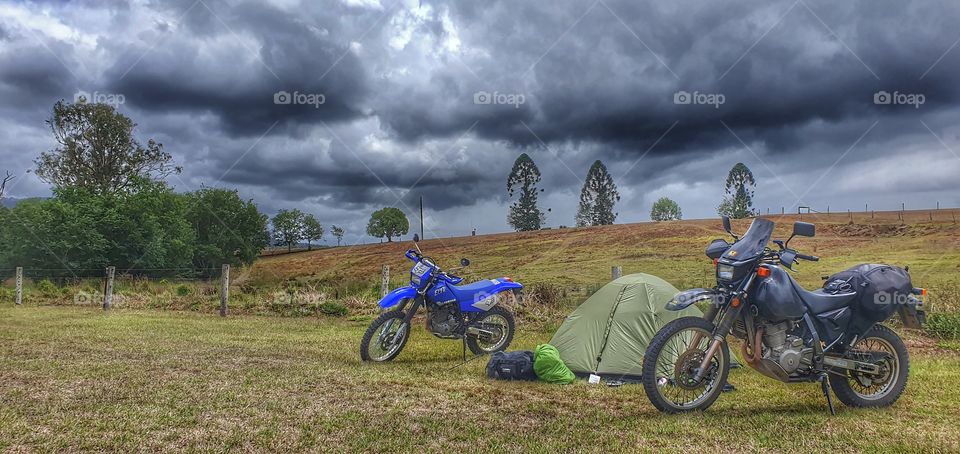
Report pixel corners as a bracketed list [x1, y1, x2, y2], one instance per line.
[761, 321, 814, 374]
[426, 303, 463, 338]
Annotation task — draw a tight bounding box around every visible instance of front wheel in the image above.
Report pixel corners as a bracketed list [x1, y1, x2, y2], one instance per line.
[466, 305, 515, 355]
[829, 324, 909, 408]
[641, 316, 730, 413]
[360, 310, 410, 362]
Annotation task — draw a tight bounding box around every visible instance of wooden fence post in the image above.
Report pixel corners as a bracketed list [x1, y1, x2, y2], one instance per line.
[103, 266, 115, 311]
[220, 264, 230, 317]
[15, 267, 23, 305]
[611, 266, 622, 280]
[381, 265, 390, 298]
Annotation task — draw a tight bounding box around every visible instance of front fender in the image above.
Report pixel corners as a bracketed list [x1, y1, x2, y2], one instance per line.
[666, 288, 721, 311]
[378, 286, 418, 309]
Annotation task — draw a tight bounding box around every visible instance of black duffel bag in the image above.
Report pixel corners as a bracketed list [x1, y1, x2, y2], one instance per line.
[486, 350, 537, 381]
[823, 263, 913, 325]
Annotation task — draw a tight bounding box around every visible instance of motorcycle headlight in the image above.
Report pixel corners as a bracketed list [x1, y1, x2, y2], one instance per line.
[717, 264, 735, 281]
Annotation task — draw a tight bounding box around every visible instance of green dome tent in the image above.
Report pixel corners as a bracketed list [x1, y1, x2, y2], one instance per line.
[549, 273, 709, 380]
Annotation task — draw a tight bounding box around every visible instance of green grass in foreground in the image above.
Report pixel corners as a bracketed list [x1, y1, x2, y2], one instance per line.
[2, 306, 959, 452]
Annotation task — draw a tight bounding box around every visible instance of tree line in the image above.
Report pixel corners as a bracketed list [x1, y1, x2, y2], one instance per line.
[0, 99, 274, 277]
[504, 153, 757, 230]
[270, 208, 345, 251]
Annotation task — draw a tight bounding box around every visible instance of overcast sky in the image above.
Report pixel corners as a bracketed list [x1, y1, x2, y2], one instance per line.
[1, 0, 959, 245]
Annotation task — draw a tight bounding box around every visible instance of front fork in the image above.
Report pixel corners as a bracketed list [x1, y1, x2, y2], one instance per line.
[693, 275, 755, 382]
[381, 296, 423, 345]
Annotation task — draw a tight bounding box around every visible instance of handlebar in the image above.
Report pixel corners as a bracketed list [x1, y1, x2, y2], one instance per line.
[796, 253, 819, 262]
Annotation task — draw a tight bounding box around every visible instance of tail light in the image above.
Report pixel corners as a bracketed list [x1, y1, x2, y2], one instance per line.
[503, 277, 514, 282]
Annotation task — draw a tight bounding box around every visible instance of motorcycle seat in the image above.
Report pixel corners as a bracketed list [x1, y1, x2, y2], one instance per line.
[791, 280, 857, 314]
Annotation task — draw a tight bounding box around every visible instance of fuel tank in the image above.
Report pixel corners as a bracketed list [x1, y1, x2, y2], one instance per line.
[751, 265, 806, 321]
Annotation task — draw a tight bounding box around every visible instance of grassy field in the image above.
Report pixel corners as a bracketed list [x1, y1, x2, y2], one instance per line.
[2, 210, 959, 451]
[1, 306, 959, 452]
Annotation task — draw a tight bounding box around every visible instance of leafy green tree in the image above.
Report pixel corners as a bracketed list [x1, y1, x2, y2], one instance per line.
[272, 209, 305, 252]
[186, 187, 269, 271]
[718, 162, 756, 219]
[302, 214, 324, 250]
[506, 153, 545, 231]
[34, 100, 180, 195]
[575, 160, 619, 227]
[650, 197, 682, 221]
[0, 180, 195, 276]
[366, 207, 409, 242]
[331, 225, 345, 246]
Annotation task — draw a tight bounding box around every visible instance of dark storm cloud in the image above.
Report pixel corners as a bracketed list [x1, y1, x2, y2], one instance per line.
[105, 0, 372, 136]
[2, 0, 960, 243]
[378, 0, 960, 156]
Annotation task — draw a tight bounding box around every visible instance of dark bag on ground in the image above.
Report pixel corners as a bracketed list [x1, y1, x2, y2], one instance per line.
[486, 350, 537, 381]
[823, 264, 913, 325]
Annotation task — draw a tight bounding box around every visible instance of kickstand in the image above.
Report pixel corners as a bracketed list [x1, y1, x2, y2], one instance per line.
[462, 337, 468, 362]
[819, 373, 836, 416]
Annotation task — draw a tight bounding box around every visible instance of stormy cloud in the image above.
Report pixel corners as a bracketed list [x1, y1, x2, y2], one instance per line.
[1, 0, 959, 244]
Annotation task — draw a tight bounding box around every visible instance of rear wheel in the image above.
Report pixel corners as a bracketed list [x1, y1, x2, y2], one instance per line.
[830, 325, 909, 408]
[466, 305, 515, 355]
[360, 310, 410, 362]
[641, 317, 730, 413]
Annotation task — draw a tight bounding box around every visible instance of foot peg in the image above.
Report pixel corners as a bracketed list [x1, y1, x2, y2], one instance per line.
[818, 373, 836, 416]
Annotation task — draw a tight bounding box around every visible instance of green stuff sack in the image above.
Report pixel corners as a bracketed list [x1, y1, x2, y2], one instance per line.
[534, 344, 575, 384]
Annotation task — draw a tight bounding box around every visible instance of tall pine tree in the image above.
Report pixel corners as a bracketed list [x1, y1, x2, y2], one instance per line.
[717, 162, 756, 219]
[506, 153, 545, 231]
[576, 160, 620, 226]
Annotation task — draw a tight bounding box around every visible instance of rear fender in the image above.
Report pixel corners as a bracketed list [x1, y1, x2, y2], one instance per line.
[378, 286, 418, 310]
[667, 288, 721, 311]
[459, 279, 523, 312]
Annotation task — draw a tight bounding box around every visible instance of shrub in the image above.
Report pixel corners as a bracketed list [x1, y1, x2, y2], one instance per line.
[37, 279, 58, 296]
[175, 285, 192, 297]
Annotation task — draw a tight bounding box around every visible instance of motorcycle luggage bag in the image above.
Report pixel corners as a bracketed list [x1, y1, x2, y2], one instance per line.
[486, 350, 537, 381]
[823, 264, 912, 324]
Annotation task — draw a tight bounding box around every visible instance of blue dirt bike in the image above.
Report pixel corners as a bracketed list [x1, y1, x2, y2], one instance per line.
[360, 234, 524, 362]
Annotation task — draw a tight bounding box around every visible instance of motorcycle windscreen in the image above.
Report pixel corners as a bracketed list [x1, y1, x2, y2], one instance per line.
[722, 218, 774, 262]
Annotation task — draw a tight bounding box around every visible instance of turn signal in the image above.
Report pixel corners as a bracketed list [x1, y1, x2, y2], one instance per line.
[757, 266, 771, 278]
[713, 258, 719, 267]
[731, 297, 742, 308]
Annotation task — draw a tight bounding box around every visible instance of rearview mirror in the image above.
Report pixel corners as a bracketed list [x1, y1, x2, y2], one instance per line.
[413, 234, 420, 242]
[793, 222, 815, 238]
[722, 216, 733, 235]
[460, 258, 470, 267]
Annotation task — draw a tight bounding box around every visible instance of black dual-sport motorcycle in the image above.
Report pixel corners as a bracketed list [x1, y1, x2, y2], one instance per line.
[642, 217, 926, 414]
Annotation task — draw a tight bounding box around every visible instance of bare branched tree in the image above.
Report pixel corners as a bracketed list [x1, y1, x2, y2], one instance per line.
[0, 171, 13, 200]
